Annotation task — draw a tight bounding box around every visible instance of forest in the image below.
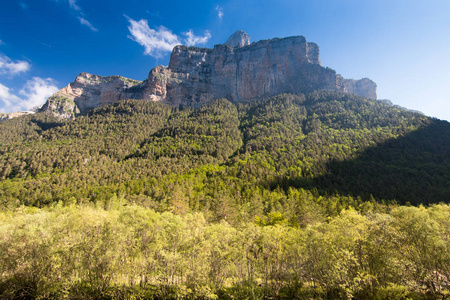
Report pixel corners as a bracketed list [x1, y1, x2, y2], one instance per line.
[1, 91, 449, 299]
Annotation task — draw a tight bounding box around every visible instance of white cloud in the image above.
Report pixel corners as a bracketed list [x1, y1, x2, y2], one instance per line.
[216, 5, 224, 20]
[78, 17, 98, 32]
[126, 16, 213, 58]
[183, 30, 211, 46]
[68, 0, 80, 11]
[0, 40, 4, 45]
[0, 54, 31, 76]
[0, 83, 22, 111]
[0, 77, 58, 112]
[20, 78, 59, 110]
[126, 16, 180, 58]
[52, 0, 97, 31]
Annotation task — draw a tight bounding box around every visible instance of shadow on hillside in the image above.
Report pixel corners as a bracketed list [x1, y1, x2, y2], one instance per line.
[298, 119, 450, 205]
[31, 118, 64, 132]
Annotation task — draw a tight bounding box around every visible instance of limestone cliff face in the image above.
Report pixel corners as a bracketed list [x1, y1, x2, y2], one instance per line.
[39, 93, 81, 120]
[40, 73, 145, 117]
[338, 76, 377, 100]
[163, 35, 329, 107]
[0, 111, 34, 122]
[224, 30, 251, 48]
[41, 31, 377, 118]
[151, 31, 376, 107]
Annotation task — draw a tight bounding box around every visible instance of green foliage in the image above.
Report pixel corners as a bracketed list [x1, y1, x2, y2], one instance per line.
[1, 91, 450, 297]
[1, 93, 449, 217]
[0, 204, 449, 298]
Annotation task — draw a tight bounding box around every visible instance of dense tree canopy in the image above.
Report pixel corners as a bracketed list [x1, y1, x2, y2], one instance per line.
[1, 92, 448, 215]
[1, 92, 449, 298]
[1, 204, 449, 299]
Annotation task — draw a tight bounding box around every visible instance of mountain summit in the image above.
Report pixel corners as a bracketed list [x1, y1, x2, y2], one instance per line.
[224, 30, 251, 47]
[40, 31, 377, 118]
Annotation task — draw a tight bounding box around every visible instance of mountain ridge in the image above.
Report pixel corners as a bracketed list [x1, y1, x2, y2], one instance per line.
[38, 31, 377, 119]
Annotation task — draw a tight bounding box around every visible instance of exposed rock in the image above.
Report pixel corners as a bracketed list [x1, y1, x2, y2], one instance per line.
[162, 35, 328, 107]
[156, 32, 373, 107]
[39, 93, 80, 120]
[40, 73, 144, 117]
[41, 31, 377, 118]
[0, 111, 35, 122]
[224, 30, 251, 48]
[340, 77, 377, 100]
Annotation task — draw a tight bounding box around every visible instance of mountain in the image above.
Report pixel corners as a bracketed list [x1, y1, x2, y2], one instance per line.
[1, 92, 450, 300]
[38, 73, 145, 119]
[1, 92, 449, 214]
[2, 32, 450, 300]
[0, 111, 35, 122]
[39, 31, 376, 119]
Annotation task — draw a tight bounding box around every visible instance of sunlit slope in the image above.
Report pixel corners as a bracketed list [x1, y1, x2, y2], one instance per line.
[1, 92, 449, 216]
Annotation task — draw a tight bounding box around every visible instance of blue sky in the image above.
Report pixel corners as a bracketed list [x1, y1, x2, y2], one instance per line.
[1, 0, 449, 121]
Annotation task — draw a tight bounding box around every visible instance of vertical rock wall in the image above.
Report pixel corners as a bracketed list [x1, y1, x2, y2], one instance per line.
[41, 31, 377, 118]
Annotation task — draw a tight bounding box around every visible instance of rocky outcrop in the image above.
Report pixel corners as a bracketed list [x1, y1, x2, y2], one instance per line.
[40, 73, 144, 117]
[41, 31, 377, 118]
[39, 94, 80, 120]
[0, 111, 34, 122]
[162, 34, 330, 108]
[151, 32, 375, 108]
[224, 30, 251, 48]
[340, 77, 377, 100]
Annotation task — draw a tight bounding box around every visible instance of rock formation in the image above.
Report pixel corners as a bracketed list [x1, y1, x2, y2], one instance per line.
[0, 111, 34, 122]
[40, 31, 377, 118]
[39, 73, 145, 118]
[161, 35, 327, 108]
[339, 77, 377, 100]
[224, 30, 251, 48]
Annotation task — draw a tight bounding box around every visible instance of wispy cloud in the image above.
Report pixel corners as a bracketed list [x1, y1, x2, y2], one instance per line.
[0, 54, 31, 76]
[126, 16, 213, 58]
[68, 0, 80, 11]
[126, 16, 180, 58]
[0, 77, 58, 112]
[19, 77, 59, 110]
[0, 52, 58, 112]
[32, 39, 52, 48]
[215, 5, 224, 20]
[52, 0, 97, 32]
[78, 17, 98, 32]
[183, 30, 211, 46]
[0, 40, 4, 46]
[0, 83, 22, 110]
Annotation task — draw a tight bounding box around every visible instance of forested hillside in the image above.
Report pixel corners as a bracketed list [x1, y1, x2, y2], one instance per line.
[1, 92, 449, 215]
[1, 92, 450, 298]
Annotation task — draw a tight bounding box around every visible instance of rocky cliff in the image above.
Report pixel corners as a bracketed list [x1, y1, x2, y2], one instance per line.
[41, 31, 377, 118]
[161, 34, 328, 108]
[340, 77, 377, 100]
[224, 30, 251, 48]
[39, 73, 145, 118]
[0, 111, 35, 122]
